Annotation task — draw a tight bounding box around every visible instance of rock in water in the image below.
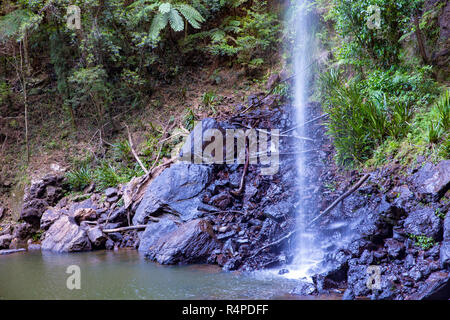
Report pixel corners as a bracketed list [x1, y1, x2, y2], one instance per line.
[145, 219, 219, 265]
[41, 216, 91, 252]
[133, 163, 212, 225]
[138, 216, 179, 253]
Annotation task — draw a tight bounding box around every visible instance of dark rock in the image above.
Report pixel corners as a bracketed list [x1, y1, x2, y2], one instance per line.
[13, 223, 34, 240]
[105, 239, 115, 250]
[40, 208, 62, 230]
[290, 281, 317, 296]
[278, 268, 289, 275]
[441, 214, 450, 269]
[384, 238, 405, 259]
[87, 226, 106, 248]
[411, 160, 450, 202]
[0, 234, 13, 249]
[108, 207, 127, 224]
[407, 271, 450, 300]
[145, 219, 219, 265]
[210, 192, 232, 210]
[138, 216, 179, 253]
[263, 200, 294, 222]
[133, 163, 212, 225]
[0, 206, 4, 220]
[20, 199, 49, 227]
[404, 207, 442, 241]
[106, 196, 119, 203]
[73, 208, 97, 224]
[41, 216, 92, 252]
[104, 187, 118, 198]
[108, 232, 123, 243]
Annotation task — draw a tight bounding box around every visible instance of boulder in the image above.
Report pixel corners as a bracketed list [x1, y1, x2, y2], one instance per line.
[407, 271, 450, 300]
[40, 207, 62, 230]
[384, 238, 405, 259]
[104, 187, 118, 198]
[20, 199, 49, 227]
[87, 226, 106, 248]
[0, 234, 13, 249]
[133, 163, 212, 225]
[138, 216, 179, 253]
[41, 216, 92, 252]
[145, 219, 219, 265]
[290, 281, 317, 296]
[404, 207, 443, 241]
[73, 208, 97, 224]
[263, 200, 294, 223]
[411, 160, 450, 202]
[441, 214, 450, 269]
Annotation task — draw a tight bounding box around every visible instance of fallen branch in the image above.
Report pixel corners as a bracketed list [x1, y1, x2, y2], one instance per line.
[102, 222, 158, 233]
[231, 144, 250, 196]
[125, 124, 149, 175]
[281, 114, 329, 135]
[308, 173, 371, 227]
[249, 173, 371, 259]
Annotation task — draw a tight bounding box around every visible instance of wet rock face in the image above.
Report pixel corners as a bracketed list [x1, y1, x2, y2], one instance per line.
[410, 161, 450, 202]
[133, 163, 213, 225]
[145, 219, 219, 265]
[441, 214, 450, 269]
[41, 216, 91, 252]
[404, 207, 443, 241]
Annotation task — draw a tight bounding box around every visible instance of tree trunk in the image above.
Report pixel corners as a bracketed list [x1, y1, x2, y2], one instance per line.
[414, 15, 429, 64]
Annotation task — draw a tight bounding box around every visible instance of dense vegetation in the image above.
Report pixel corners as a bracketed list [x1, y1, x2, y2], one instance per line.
[0, 0, 448, 196]
[0, 0, 282, 192]
[315, 0, 449, 168]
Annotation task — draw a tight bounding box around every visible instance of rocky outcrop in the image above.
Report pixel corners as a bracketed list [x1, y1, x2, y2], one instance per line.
[441, 214, 450, 269]
[145, 219, 219, 265]
[404, 207, 443, 241]
[133, 163, 213, 225]
[411, 160, 450, 202]
[20, 175, 65, 228]
[41, 216, 91, 252]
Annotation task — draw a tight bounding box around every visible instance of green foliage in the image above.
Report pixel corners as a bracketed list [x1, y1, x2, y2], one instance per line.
[148, 2, 205, 40]
[66, 166, 93, 191]
[184, 1, 281, 71]
[408, 234, 436, 250]
[328, 0, 424, 67]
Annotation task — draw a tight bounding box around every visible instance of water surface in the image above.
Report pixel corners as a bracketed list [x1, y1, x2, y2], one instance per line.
[0, 250, 303, 300]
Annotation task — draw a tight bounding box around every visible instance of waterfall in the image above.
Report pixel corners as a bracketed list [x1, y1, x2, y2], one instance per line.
[284, 0, 324, 280]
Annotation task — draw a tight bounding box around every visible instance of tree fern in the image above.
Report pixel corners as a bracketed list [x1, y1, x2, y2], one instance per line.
[0, 9, 36, 42]
[148, 2, 205, 40]
[168, 9, 184, 32]
[176, 4, 205, 30]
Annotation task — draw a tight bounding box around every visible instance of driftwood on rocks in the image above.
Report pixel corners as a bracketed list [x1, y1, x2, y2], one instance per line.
[250, 174, 371, 258]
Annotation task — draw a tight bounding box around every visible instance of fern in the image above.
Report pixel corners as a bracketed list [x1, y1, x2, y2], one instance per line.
[176, 4, 205, 29]
[0, 9, 35, 42]
[168, 9, 184, 32]
[148, 2, 205, 40]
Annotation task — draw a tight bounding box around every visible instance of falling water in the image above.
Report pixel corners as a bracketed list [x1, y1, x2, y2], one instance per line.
[284, 0, 324, 280]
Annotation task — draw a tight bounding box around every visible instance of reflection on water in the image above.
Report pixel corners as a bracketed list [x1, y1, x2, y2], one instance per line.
[0, 250, 304, 300]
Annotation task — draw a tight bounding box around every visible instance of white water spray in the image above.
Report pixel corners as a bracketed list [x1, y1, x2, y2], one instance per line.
[284, 0, 324, 280]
